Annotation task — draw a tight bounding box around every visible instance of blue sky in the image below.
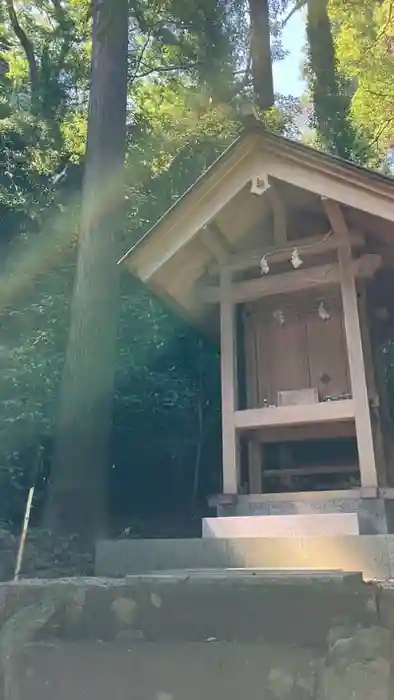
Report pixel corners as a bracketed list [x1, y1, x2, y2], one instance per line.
[273, 10, 306, 97]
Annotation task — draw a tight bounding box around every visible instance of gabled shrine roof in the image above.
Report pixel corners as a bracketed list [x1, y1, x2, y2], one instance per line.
[119, 120, 394, 328]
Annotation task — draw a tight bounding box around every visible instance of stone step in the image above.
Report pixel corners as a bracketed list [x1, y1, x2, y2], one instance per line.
[14, 636, 390, 700]
[0, 576, 391, 700]
[202, 512, 359, 537]
[95, 534, 394, 580]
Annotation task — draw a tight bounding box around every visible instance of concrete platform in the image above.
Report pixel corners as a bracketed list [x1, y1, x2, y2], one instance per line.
[215, 489, 394, 535]
[202, 512, 359, 538]
[95, 534, 394, 581]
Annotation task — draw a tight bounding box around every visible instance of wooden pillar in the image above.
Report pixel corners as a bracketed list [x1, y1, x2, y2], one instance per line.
[358, 284, 387, 486]
[323, 200, 378, 488]
[220, 266, 239, 493]
[243, 308, 263, 493]
[369, 306, 394, 486]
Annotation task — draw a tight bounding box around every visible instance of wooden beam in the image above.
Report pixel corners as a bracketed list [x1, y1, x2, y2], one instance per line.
[269, 186, 287, 246]
[254, 421, 356, 443]
[209, 230, 365, 275]
[135, 152, 264, 281]
[263, 151, 394, 224]
[323, 198, 378, 488]
[200, 254, 382, 304]
[200, 222, 232, 264]
[263, 465, 358, 478]
[220, 267, 239, 493]
[234, 400, 355, 430]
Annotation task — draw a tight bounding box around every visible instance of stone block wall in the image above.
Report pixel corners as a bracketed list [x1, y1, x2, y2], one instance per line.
[0, 572, 393, 699]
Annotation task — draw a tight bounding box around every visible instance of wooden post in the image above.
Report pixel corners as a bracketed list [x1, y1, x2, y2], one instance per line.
[369, 304, 394, 486]
[269, 186, 287, 246]
[243, 308, 263, 493]
[220, 266, 239, 493]
[323, 199, 378, 488]
[358, 284, 387, 485]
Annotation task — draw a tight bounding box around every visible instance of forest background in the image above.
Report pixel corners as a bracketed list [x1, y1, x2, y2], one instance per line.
[0, 0, 393, 537]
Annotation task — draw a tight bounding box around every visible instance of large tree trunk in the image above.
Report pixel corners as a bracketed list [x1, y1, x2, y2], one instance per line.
[248, 0, 274, 110]
[306, 0, 355, 158]
[45, 0, 128, 536]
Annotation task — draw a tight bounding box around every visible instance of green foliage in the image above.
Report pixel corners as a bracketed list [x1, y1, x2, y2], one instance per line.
[284, 0, 390, 166]
[0, 0, 239, 524]
[305, 0, 356, 159]
[329, 0, 394, 164]
[0, 0, 306, 526]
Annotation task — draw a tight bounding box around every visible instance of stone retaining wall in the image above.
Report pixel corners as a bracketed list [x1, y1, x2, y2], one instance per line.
[0, 572, 393, 699]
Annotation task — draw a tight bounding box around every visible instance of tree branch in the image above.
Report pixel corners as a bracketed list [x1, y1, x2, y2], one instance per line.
[364, 88, 394, 101]
[237, 49, 252, 91]
[355, 116, 394, 159]
[5, 0, 39, 103]
[130, 34, 151, 83]
[364, 0, 394, 55]
[282, 0, 306, 27]
[45, 0, 78, 90]
[50, 0, 72, 32]
[55, 39, 73, 78]
[136, 61, 201, 78]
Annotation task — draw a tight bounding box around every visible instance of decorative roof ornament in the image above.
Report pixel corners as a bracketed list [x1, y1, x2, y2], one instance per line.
[250, 175, 270, 196]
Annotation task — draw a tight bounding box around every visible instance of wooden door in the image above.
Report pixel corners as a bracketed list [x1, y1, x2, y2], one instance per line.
[305, 307, 350, 399]
[247, 309, 310, 406]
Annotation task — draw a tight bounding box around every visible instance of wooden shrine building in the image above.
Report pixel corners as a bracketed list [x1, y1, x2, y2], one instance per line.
[120, 121, 394, 536]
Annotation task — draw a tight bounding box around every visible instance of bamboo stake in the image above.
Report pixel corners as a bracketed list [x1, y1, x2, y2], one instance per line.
[14, 486, 35, 581]
[13, 445, 42, 581]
